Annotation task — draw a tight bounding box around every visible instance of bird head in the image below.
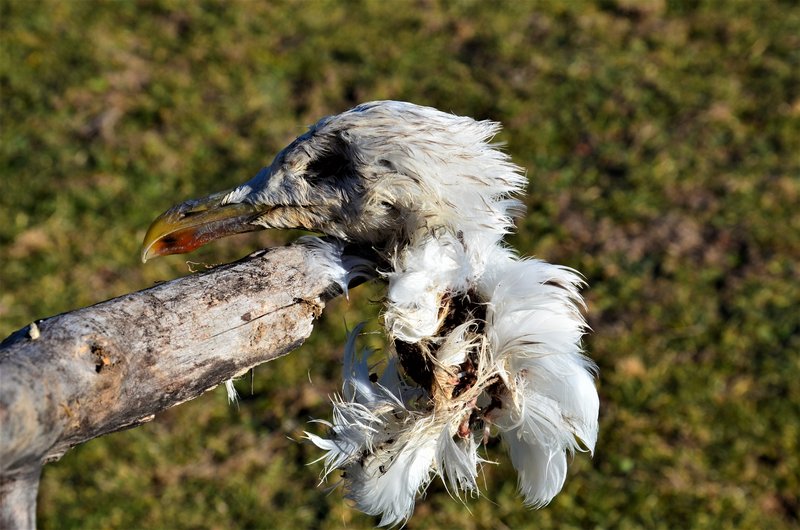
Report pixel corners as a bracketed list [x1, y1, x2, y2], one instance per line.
[141, 101, 526, 262]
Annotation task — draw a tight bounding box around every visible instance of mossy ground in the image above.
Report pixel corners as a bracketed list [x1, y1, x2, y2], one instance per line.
[1, 1, 798, 528]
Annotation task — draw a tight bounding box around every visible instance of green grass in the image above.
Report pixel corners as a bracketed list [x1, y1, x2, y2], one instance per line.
[2, 0, 798, 528]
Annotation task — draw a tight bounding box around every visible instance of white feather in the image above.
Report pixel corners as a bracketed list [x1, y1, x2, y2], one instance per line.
[224, 379, 238, 404]
[308, 324, 494, 525]
[435, 428, 484, 497]
[502, 426, 569, 508]
[299, 236, 375, 298]
[344, 420, 438, 527]
[479, 252, 597, 503]
[384, 233, 474, 343]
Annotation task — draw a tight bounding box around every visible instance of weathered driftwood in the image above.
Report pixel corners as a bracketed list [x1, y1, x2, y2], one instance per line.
[0, 243, 349, 529]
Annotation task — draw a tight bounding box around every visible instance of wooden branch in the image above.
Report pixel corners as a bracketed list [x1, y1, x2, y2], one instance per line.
[0, 242, 350, 528]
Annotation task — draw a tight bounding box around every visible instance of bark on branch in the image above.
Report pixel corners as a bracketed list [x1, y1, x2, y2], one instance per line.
[0, 243, 349, 528]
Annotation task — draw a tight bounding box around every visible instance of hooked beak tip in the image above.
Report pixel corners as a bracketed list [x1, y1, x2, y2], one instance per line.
[140, 191, 265, 262]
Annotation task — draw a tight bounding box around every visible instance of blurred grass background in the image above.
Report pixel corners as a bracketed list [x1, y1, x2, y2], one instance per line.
[1, 0, 798, 528]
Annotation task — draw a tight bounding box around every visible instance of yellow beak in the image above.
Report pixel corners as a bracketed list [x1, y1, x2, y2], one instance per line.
[140, 191, 265, 263]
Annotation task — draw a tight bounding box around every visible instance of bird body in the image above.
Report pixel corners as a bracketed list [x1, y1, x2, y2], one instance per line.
[142, 101, 598, 526]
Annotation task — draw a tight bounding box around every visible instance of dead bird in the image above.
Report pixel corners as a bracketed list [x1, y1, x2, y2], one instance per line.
[142, 100, 598, 526]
